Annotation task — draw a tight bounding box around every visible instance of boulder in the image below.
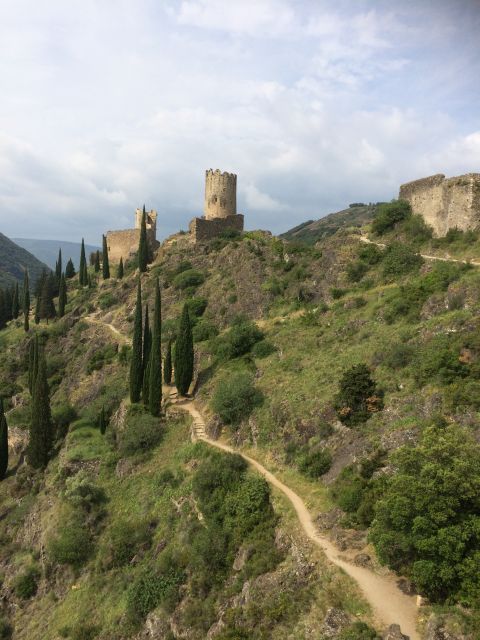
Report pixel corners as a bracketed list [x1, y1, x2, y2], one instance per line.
[321, 608, 351, 638]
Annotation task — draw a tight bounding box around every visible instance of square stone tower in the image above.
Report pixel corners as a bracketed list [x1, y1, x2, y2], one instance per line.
[189, 169, 244, 242]
[106, 208, 159, 263]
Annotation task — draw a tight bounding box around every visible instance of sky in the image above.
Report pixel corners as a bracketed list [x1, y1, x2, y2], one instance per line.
[0, 0, 479, 244]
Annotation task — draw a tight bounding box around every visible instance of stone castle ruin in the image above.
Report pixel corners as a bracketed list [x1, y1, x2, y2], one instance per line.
[399, 173, 480, 237]
[189, 169, 244, 242]
[106, 208, 159, 263]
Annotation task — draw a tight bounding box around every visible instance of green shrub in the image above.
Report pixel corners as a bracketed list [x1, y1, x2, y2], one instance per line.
[185, 297, 208, 320]
[47, 516, 92, 567]
[13, 566, 40, 599]
[334, 364, 383, 426]
[172, 269, 205, 291]
[401, 214, 433, 242]
[53, 401, 78, 435]
[251, 340, 276, 358]
[98, 291, 116, 310]
[358, 244, 383, 265]
[86, 344, 117, 374]
[0, 618, 12, 640]
[193, 318, 218, 342]
[63, 471, 107, 512]
[346, 261, 369, 283]
[101, 519, 151, 568]
[118, 406, 163, 456]
[340, 621, 380, 639]
[212, 317, 264, 360]
[298, 448, 332, 478]
[70, 624, 99, 640]
[211, 373, 263, 426]
[370, 424, 480, 605]
[382, 243, 423, 279]
[383, 342, 415, 369]
[371, 200, 411, 235]
[413, 335, 469, 386]
[127, 556, 184, 620]
[330, 287, 346, 299]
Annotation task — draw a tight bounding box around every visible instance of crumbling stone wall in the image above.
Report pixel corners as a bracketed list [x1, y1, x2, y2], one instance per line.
[189, 214, 244, 243]
[106, 208, 159, 263]
[399, 173, 480, 237]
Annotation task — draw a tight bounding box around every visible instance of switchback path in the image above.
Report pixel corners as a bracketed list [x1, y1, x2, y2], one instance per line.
[357, 234, 480, 267]
[88, 315, 421, 639]
[173, 393, 421, 640]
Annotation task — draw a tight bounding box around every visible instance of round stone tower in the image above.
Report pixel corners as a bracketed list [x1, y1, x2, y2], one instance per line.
[204, 169, 237, 220]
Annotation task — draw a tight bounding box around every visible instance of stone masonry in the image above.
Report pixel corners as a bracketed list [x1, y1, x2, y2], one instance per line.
[189, 169, 245, 242]
[106, 208, 159, 263]
[399, 173, 480, 237]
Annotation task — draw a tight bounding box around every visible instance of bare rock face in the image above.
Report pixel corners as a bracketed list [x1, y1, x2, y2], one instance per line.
[320, 607, 351, 638]
[233, 546, 251, 571]
[383, 624, 409, 640]
[136, 609, 171, 639]
[425, 616, 468, 640]
[353, 553, 372, 568]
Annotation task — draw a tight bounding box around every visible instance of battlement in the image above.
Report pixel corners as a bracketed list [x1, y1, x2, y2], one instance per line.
[399, 173, 480, 237]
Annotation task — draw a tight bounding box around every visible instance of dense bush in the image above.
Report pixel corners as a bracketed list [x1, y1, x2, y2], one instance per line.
[340, 621, 379, 640]
[346, 260, 369, 283]
[86, 344, 117, 374]
[101, 519, 151, 568]
[53, 401, 78, 435]
[192, 318, 218, 342]
[212, 317, 264, 360]
[382, 243, 423, 279]
[211, 373, 263, 426]
[13, 566, 40, 599]
[401, 214, 433, 242]
[371, 200, 411, 235]
[47, 515, 92, 567]
[370, 424, 480, 605]
[118, 406, 163, 456]
[383, 342, 415, 369]
[172, 269, 205, 291]
[251, 340, 276, 358]
[0, 619, 12, 640]
[185, 297, 208, 320]
[334, 364, 383, 426]
[358, 244, 383, 265]
[298, 448, 332, 478]
[97, 291, 116, 310]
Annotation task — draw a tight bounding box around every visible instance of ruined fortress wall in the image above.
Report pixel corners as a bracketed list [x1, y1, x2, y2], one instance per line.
[204, 169, 237, 220]
[189, 214, 244, 243]
[106, 229, 140, 263]
[400, 173, 480, 237]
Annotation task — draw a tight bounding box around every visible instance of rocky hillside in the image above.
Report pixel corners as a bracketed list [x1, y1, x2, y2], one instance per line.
[0, 212, 479, 640]
[0, 233, 50, 288]
[281, 203, 379, 245]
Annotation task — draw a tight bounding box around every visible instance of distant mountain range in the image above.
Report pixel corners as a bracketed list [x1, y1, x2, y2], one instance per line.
[0, 233, 51, 289]
[13, 238, 100, 271]
[281, 203, 382, 245]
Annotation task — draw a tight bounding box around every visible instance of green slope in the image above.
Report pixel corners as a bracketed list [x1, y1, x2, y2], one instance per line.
[0, 232, 50, 288]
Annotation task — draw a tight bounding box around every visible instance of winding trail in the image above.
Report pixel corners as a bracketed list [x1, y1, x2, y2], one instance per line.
[357, 234, 480, 267]
[86, 315, 421, 639]
[172, 394, 420, 640]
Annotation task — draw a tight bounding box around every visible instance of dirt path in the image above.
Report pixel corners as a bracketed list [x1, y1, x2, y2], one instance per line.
[85, 314, 130, 344]
[174, 395, 420, 640]
[357, 234, 480, 267]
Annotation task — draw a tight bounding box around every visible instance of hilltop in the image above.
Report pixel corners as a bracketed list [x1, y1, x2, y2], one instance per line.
[281, 203, 379, 245]
[0, 207, 479, 639]
[0, 233, 50, 288]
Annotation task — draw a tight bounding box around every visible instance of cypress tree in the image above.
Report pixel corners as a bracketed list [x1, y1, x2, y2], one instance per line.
[94, 250, 100, 273]
[138, 210, 148, 273]
[39, 274, 56, 321]
[117, 257, 124, 279]
[99, 406, 107, 435]
[129, 280, 143, 403]
[12, 282, 19, 319]
[55, 248, 62, 281]
[0, 398, 8, 480]
[27, 350, 53, 469]
[174, 304, 194, 396]
[4, 288, 13, 322]
[79, 239, 87, 286]
[142, 306, 151, 405]
[142, 354, 151, 407]
[31, 335, 40, 393]
[164, 339, 173, 385]
[23, 270, 30, 332]
[34, 295, 40, 325]
[58, 274, 67, 318]
[28, 337, 36, 393]
[65, 258, 76, 279]
[102, 235, 110, 280]
[0, 290, 6, 331]
[149, 278, 162, 416]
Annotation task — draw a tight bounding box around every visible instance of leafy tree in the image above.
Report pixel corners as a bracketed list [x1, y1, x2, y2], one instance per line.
[334, 364, 383, 426]
[211, 373, 263, 426]
[94, 250, 101, 273]
[65, 258, 76, 279]
[371, 200, 411, 235]
[11, 282, 19, 319]
[58, 274, 67, 318]
[129, 280, 143, 403]
[148, 278, 162, 416]
[138, 209, 148, 273]
[370, 424, 480, 605]
[116, 257, 124, 279]
[102, 235, 110, 280]
[164, 339, 172, 385]
[23, 270, 30, 332]
[174, 304, 193, 396]
[79, 238, 87, 286]
[0, 398, 8, 480]
[27, 350, 53, 468]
